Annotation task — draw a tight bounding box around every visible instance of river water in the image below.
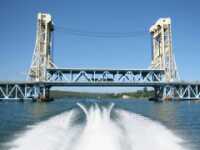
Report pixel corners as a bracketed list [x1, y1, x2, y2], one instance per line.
[0, 98, 200, 150]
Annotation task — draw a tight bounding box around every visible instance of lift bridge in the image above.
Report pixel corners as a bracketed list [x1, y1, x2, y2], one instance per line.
[0, 13, 200, 101]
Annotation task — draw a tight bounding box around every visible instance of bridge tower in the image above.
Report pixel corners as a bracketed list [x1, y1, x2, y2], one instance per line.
[27, 13, 55, 81]
[150, 18, 180, 82]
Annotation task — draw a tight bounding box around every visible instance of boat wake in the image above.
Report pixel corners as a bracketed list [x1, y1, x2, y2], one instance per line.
[8, 103, 187, 150]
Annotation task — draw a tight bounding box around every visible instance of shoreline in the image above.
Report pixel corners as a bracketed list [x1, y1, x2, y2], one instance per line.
[50, 89, 154, 100]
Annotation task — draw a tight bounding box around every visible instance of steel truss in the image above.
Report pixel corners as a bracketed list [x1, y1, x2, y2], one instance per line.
[46, 68, 165, 84]
[1, 81, 200, 100]
[0, 82, 48, 100]
[150, 18, 180, 81]
[27, 13, 55, 81]
[163, 84, 200, 100]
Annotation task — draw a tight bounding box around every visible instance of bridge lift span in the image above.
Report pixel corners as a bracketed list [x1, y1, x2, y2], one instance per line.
[0, 13, 200, 101]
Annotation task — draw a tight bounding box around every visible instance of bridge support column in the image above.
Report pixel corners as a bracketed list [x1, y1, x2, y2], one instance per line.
[152, 85, 176, 101]
[37, 86, 51, 102]
[162, 86, 174, 101]
[153, 87, 164, 101]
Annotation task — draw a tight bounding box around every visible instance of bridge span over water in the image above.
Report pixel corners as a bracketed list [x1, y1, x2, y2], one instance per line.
[0, 13, 199, 101]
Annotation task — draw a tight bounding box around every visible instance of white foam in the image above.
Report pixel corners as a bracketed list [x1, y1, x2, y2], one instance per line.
[8, 104, 187, 150]
[115, 110, 185, 150]
[73, 103, 122, 150]
[8, 110, 81, 150]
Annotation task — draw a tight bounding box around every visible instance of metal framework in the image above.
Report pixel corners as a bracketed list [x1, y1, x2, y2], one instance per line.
[46, 68, 164, 84]
[163, 83, 200, 100]
[150, 18, 180, 81]
[27, 13, 56, 81]
[0, 82, 48, 100]
[1, 81, 200, 100]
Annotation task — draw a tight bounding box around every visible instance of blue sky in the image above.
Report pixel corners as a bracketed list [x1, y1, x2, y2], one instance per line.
[0, 0, 200, 82]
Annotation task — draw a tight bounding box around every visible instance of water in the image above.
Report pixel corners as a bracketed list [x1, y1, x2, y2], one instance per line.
[0, 98, 200, 150]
